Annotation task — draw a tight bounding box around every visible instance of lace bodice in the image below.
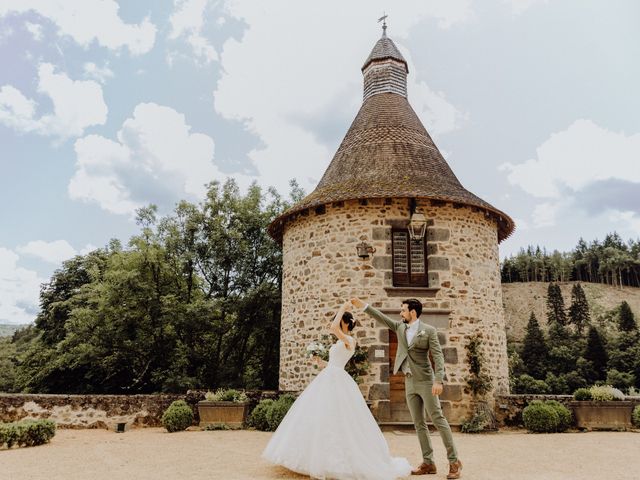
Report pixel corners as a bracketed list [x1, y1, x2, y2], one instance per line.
[327, 336, 355, 369]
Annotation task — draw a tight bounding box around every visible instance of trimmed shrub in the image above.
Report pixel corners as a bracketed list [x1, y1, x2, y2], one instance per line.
[248, 399, 275, 431]
[544, 400, 572, 432]
[632, 405, 640, 428]
[523, 401, 560, 433]
[0, 419, 56, 448]
[161, 400, 194, 432]
[573, 387, 592, 401]
[266, 394, 296, 431]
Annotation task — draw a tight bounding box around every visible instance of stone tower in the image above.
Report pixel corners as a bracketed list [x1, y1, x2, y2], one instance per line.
[268, 28, 515, 424]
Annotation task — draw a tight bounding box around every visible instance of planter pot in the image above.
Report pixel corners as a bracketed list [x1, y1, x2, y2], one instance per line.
[570, 401, 634, 431]
[197, 401, 250, 428]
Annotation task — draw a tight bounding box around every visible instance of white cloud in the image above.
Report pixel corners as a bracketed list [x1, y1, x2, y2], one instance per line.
[0, 247, 43, 324]
[501, 119, 640, 198]
[169, 0, 218, 65]
[0, 85, 37, 131]
[0, 63, 107, 138]
[17, 240, 77, 264]
[0, 0, 156, 55]
[83, 62, 114, 84]
[25, 21, 43, 41]
[215, 0, 472, 194]
[501, 119, 640, 231]
[69, 103, 248, 215]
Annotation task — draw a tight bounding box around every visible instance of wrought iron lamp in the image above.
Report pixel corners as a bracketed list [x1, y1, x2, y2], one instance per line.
[408, 212, 427, 240]
[356, 241, 376, 259]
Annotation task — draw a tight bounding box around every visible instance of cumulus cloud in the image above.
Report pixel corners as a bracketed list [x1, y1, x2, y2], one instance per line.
[69, 102, 247, 215]
[214, 0, 472, 194]
[0, 0, 156, 55]
[25, 21, 43, 41]
[501, 119, 640, 230]
[169, 0, 218, 65]
[16, 240, 77, 264]
[0, 248, 43, 324]
[0, 63, 107, 138]
[83, 62, 114, 84]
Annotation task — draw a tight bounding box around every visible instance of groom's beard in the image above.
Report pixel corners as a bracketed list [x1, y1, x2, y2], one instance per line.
[402, 318, 409, 324]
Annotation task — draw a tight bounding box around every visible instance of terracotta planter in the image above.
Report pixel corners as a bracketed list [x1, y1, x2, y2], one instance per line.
[197, 401, 250, 428]
[570, 401, 634, 431]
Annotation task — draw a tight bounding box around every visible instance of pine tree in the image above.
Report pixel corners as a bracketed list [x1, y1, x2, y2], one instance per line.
[521, 312, 549, 379]
[546, 283, 567, 326]
[618, 301, 637, 332]
[568, 283, 590, 334]
[584, 326, 608, 383]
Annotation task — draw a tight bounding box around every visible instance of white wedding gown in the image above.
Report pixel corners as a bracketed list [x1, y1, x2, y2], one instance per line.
[263, 336, 411, 480]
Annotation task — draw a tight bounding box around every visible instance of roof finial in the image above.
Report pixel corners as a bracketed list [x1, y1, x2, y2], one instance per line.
[378, 12, 388, 37]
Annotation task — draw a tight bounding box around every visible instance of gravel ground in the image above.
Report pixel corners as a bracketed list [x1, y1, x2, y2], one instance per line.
[2, 428, 639, 480]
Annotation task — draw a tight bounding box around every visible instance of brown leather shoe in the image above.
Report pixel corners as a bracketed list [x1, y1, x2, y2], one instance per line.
[446, 460, 463, 479]
[411, 462, 437, 475]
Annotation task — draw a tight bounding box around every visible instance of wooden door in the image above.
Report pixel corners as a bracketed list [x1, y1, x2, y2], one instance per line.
[388, 330, 412, 422]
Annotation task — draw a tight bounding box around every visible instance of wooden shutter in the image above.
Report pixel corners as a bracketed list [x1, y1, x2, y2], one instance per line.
[392, 229, 428, 287]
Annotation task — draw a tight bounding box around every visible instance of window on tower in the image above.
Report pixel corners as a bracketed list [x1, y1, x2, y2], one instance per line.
[391, 229, 428, 287]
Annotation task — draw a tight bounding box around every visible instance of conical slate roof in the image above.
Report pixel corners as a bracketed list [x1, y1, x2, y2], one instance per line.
[268, 32, 514, 243]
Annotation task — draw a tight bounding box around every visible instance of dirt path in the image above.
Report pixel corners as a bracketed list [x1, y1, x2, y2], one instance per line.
[3, 428, 639, 480]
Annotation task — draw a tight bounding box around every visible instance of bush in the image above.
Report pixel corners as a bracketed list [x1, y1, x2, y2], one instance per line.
[248, 399, 275, 431]
[161, 400, 194, 432]
[590, 385, 624, 401]
[266, 394, 296, 431]
[0, 419, 56, 448]
[573, 388, 592, 401]
[606, 370, 635, 391]
[512, 374, 550, 394]
[544, 400, 572, 432]
[632, 405, 640, 428]
[461, 410, 489, 433]
[522, 401, 560, 433]
[205, 388, 248, 402]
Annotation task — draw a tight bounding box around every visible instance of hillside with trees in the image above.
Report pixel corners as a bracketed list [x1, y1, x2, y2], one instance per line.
[501, 233, 640, 287]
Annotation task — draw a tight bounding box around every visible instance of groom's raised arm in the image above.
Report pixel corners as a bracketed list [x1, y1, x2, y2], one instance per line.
[351, 298, 400, 332]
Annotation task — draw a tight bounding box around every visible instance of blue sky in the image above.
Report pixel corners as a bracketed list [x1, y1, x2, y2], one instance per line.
[1, 0, 639, 324]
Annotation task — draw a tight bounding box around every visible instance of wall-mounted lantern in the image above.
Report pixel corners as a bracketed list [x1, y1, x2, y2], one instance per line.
[356, 241, 376, 259]
[409, 212, 427, 240]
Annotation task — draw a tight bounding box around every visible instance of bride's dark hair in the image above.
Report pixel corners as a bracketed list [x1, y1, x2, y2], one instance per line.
[341, 311, 356, 331]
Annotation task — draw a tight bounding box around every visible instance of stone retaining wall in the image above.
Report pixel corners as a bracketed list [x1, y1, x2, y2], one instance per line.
[0, 393, 186, 428]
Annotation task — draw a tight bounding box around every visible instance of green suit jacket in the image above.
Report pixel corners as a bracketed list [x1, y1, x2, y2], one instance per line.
[364, 305, 445, 383]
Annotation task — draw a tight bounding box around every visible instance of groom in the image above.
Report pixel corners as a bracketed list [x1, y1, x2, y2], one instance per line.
[350, 297, 462, 479]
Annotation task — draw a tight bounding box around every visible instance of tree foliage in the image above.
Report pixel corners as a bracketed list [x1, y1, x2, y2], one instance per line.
[5, 179, 299, 394]
[568, 283, 590, 334]
[501, 233, 640, 287]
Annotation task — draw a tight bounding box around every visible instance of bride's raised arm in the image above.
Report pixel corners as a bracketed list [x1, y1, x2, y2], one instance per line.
[329, 300, 353, 349]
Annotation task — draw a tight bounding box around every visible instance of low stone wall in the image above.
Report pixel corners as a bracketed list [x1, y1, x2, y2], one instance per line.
[0, 391, 280, 429]
[495, 394, 640, 427]
[0, 393, 186, 429]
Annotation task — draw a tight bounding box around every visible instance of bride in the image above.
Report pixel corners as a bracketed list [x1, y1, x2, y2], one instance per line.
[262, 301, 411, 480]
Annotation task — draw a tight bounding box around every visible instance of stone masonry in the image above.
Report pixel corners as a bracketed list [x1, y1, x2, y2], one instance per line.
[279, 197, 508, 424]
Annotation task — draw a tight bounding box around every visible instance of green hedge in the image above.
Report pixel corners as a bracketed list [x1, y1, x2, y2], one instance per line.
[0, 419, 56, 448]
[161, 400, 194, 433]
[249, 394, 296, 432]
[522, 400, 573, 433]
[632, 405, 640, 428]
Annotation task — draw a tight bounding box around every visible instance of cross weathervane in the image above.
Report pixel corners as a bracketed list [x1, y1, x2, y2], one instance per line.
[378, 13, 388, 35]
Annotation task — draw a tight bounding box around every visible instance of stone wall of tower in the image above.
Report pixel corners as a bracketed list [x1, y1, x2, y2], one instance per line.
[279, 198, 509, 424]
